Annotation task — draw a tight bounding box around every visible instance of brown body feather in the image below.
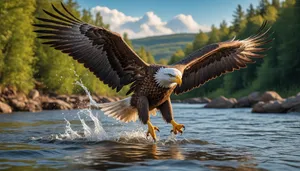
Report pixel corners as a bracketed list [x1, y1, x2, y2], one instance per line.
[34, 3, 272, 125]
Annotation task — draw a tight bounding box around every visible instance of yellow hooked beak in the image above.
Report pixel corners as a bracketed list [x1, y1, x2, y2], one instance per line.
[172, 75, 182, 86]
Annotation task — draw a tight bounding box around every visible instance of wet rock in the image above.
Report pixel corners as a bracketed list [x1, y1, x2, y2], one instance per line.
[248, 92, 261, 105]
[263, 100, 285, 113]
[9, 99, 26, 111]
[252, 100, 285, 113]
[0, 102, 12, 113]
[204, 96, 237, 108]
[26, 100, 42, 112]
[28, 89, 39, 100]
[260, 91, 283, 102]
[281, 95, 300, 109]
[252, 101, 265, 113]
[182, 97, 211, 104]
[236, 96, 251, 108]
[42, 99, 72, 110]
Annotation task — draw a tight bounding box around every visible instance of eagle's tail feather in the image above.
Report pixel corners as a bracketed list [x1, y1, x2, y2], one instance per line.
[96, 97, 138, 123]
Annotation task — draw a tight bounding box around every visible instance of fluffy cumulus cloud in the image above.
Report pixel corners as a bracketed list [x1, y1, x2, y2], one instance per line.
[91, 6, 210, 39]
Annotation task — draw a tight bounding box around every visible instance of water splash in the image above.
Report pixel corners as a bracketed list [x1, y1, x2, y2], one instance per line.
[59, 81, 108, 141]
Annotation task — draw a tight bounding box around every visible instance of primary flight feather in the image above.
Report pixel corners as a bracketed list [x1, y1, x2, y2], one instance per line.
[34, 3, 272, 141]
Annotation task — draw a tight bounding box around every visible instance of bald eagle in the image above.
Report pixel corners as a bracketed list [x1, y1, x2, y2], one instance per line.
[34, 3, 272, 141]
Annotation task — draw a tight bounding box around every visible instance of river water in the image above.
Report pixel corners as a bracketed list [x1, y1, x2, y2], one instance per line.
[0, 104, 300, 171]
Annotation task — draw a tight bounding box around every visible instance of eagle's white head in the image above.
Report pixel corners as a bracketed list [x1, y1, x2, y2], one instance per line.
[154, 68, 182, 88]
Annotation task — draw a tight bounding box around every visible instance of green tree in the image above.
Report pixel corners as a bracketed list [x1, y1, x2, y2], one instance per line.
[168, 49, 185, 64]
[192, 31, 209, 50]
[184, 43, 193, 55]
[207, 25, 220, 44]
[232, 4, 247, 34]
[272, 0, 280, 9]
[219, 20, 230, 41]
[258, 0, 271, 16]
[0, 0, 36, 93]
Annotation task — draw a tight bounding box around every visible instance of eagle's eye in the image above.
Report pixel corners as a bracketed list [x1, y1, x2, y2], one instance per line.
[167, 73, 175, 77]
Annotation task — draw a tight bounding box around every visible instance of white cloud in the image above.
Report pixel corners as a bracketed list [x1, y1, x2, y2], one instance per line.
[90, 6, 210, 39]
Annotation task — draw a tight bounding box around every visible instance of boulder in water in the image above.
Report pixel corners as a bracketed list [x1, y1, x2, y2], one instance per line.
[252, 100, 285, 113]
[260, 91, 283, 102]
[204, 96, 237, 108]
[236, 96, 251, 108]
[248, 92, 261, 105]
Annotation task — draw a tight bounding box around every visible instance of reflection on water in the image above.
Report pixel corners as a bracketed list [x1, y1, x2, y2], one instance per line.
[0, 108, 300, 171]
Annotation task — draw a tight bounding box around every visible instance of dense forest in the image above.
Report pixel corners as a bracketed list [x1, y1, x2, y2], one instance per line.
[0, 0, 155, 96]
[170, 0, 300, 99]
[0, 0, 299, 99]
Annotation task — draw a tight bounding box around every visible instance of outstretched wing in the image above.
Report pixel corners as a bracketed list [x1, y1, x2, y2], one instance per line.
[34, 3, 149, 92]
[173, 21, 272, 94]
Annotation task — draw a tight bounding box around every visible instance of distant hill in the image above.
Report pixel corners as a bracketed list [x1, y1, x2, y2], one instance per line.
[131, 33, 196, 61]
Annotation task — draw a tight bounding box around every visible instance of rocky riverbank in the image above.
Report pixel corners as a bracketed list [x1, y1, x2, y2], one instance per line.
[204, 91, 300, 113]
[0, 87, 119, 114]
[1, 86, 299, 114]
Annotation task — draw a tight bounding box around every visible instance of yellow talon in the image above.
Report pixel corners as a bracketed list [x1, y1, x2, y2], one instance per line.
[146, 121, 160, 141]
[171, 120, 185, 135]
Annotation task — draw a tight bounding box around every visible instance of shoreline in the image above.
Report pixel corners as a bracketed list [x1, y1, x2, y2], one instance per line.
[1, 87, 300, 114]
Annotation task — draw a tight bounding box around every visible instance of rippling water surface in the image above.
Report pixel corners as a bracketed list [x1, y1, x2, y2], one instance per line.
[0, 103, 300, 171]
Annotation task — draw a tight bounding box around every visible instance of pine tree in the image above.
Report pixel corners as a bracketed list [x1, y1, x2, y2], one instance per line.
[247, 4, 256, 19]
[207, 25, 220, 44]
[258, 0, 271, 16]
[192, 31, 209, 50]
[219, 20, 230, 41]
[232, 5, 247, 34]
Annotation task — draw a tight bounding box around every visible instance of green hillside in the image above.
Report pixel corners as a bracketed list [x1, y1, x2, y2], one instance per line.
[131, 33, 196, 60]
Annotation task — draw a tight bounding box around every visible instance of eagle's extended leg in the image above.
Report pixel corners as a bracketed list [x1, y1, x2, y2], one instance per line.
[137, 96, 159, 141]
[158, 98, 185, 135]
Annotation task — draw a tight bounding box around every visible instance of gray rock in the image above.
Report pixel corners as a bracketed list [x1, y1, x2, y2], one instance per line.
[252, 102, 266, 113]
[248, 92, 261, 105]
[252, 100, 286, 113]
[204, 96, 237, 108]
[236, 96, 251, 108]
[282, 95, 300, 109]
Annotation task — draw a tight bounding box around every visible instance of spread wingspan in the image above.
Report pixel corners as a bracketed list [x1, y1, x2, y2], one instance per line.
[173, 21, 272, 94]
[34, 3, 149, 92]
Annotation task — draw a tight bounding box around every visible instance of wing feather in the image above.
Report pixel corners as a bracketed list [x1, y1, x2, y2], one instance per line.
[34, 3, 149, 92]
[174, 21, 272, 94]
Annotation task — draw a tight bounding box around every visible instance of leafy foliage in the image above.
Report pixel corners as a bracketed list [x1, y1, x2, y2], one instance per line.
[171, 0, 299, 99]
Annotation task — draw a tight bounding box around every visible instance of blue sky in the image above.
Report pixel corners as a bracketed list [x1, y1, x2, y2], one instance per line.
[74, 0, 262, 38]
[76, 0, 260, 27]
